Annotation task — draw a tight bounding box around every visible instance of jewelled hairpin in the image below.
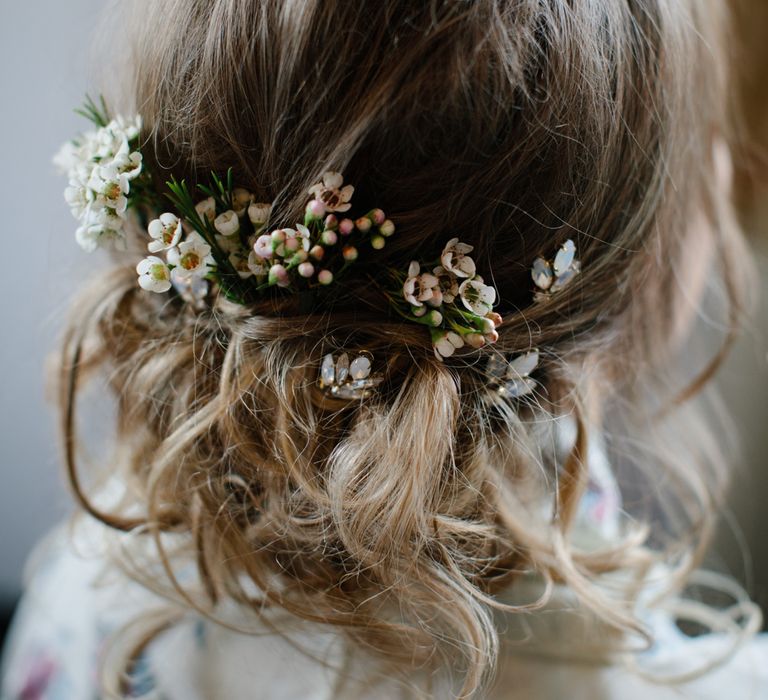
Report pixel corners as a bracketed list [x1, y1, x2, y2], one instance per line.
[531, 239, 580, 301]
[319, 351, 383, 399]
[485, 349, 539, 399]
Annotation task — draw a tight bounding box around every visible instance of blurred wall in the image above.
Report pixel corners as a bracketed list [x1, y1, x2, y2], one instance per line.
[714, 0, 768, 619]
[0, 0, 101, 597]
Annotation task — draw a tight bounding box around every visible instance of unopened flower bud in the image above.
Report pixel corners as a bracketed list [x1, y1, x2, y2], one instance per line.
[269, 263, 289, 287]
[298, 261, 315, 278]
[355, 216, 372, 233]
[465, 333, 486, 349]
[290, 249, 308, 264]
[321, 229, 338, 246]
[369, 208, 386, 225]
[485, 311, 503, 328]
[338, 218, 355, 235]
[306, 199, 326, 218]
[318, 269, 334, 285]
[324, 214, 338, 230]
[370, 234, 385, 250]
[426, 310, 443, 327]
[485, 329, 499, 344]
[271, 229, 286, 244]
[379, 219, 395, 237]
[342, 245, 358, 261]
[412, 305, 427, 317]
[310, 245, 325, 260]
[284, 236, 300, 253]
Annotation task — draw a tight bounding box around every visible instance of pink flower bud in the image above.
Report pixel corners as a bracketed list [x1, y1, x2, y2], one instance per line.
[324, 214, 338, 230]
[310, 245, 325, 260]
[321, 229, 338, 246]
[355, 216, 372, 233]
[298, 262, 315, 278]
[253, 234, 273, 259]
[484, 329, 499, 344]
[269, 263, 289, 287]
[481, 317, 496, 334]
[284, 237, 300, 253]
[379, 219, 395, 237]
[342, 245, 358, 262]
[370, 234, 385, 250]
[370, 208, 386, 225]
[338, 218, 354, 235]
[485, 311, 503, 327]
[271, 229, 286, 244]
[306, 199, 326, 218]
[412, 305, 427, 317]
[290, 249, 308, 264]
[318, 269, 334, 285]
[465, 333, 486, 349]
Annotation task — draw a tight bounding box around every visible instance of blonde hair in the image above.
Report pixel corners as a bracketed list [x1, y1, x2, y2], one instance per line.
[60, 0, 752, 696]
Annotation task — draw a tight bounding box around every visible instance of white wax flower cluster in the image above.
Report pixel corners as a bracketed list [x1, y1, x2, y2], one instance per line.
[135, 171, 396, 300]
[400, 238, 502, 360]
[54, 116, 143, 253]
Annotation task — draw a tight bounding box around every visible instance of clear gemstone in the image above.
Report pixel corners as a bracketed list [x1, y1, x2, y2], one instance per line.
[550, 266, 578, 292]
[485, 353, 508, 382]
[502, 377, 536, 398]
[320, 354, 335, 386]
[531, 257, 553, 290]
[507, 349, 539, 380]
[336, 353, 350, 382]
[349, 354, 371, 380]
[553, 239, 576, 275]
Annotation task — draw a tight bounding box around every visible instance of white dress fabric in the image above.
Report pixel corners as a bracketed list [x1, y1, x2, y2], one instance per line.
[2, 446, 767, 700]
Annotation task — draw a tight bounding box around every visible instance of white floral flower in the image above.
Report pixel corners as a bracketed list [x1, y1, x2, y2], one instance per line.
[432, 265, 459, 304]
[308, 171, 354, 213]
[88, 165, 131, 215]
[282, 224, 311, 253]
[228, 249, 268, 279]
[458, 275, 496, 316]
[231, 188, 253, 216]
[440, 238, 476, 278]
[248, 202, 272, 227]
[147, 213, 182, 253]
[214, 210, 240, 236]
[247, 250, 269, 278]
[403, 261, 442, 307]
[136, 256, 172, 293]
[433, 330, 465, 360]
[195, 197, 216, 223]
[167, 232, 214, 280]
[64, 182, 91, 219]
[74, 208, 126, 252]
[216, 233, 242, 254]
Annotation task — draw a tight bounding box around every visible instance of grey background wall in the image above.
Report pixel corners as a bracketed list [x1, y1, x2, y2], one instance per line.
[0, 0, 101, 598]
[0, 2, 765, 615]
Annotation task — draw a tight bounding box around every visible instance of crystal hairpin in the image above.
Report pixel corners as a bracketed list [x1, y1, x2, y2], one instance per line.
[485, 348, 539, 399]
[319, 351, 383, 399]
[531, 239, 580, 301]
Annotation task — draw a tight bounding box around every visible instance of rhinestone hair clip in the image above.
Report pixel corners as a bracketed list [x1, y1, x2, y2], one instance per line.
[531, 239, 580, 301]
[319, 352, 382, 399]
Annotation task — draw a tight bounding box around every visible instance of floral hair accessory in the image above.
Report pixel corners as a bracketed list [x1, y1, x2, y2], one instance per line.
[485, 349, 539, 399]
[55, 97, 397, 306]
[531, 239, 580, 301]
[319, 351, 382, 399]
[388, 238, 502, 360]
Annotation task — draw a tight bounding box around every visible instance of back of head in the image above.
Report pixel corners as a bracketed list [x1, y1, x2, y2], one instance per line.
[61, 0, 747, 696]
